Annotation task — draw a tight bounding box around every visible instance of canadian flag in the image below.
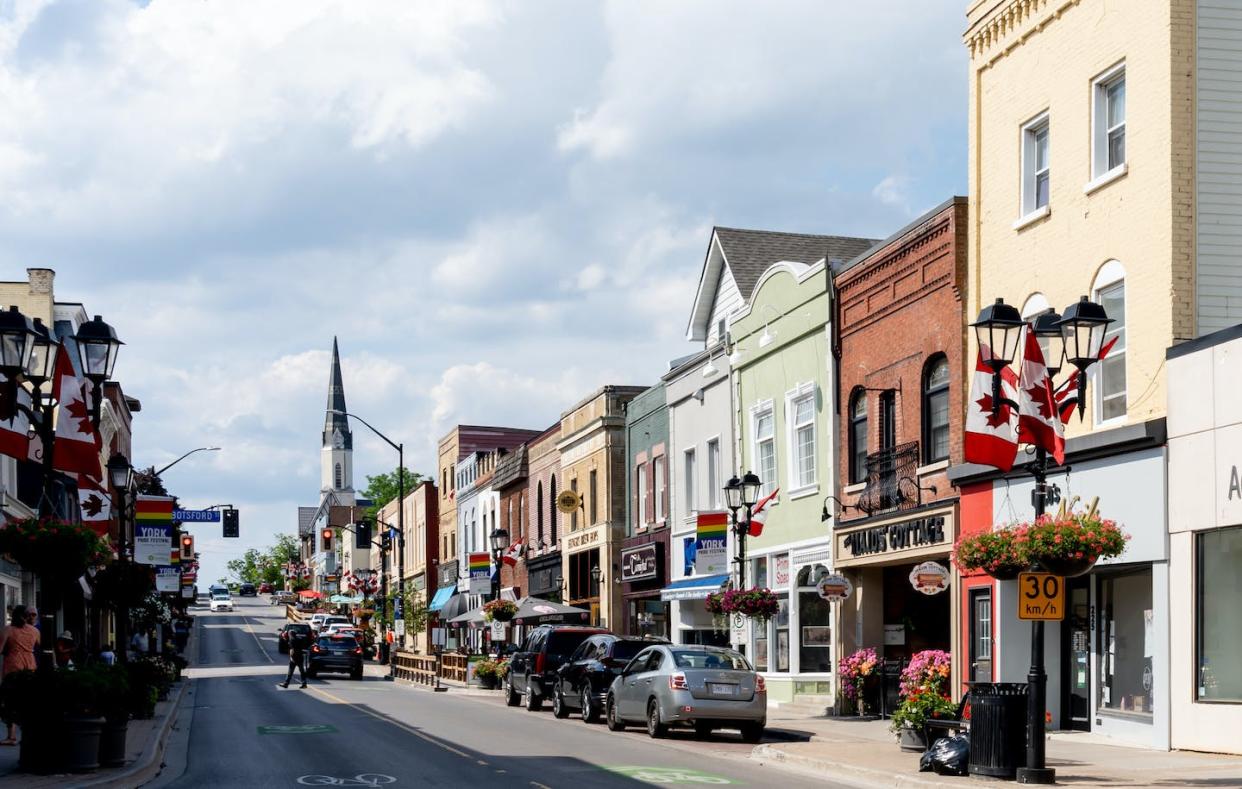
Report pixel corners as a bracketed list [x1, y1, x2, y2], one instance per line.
[744, 488, 780, 538]
[0, 375, 31, 461]
[51, 344, 103, 478]
[1053, 336, 1120, 424]
[76, 474, 113, 537]
[1017, 330, 1066, 465]
[502, 541, 523, 567]
[964, 346, 1020, 471]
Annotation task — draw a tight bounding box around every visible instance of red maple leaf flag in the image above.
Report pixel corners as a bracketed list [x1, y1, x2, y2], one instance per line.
[51, 342, 103, 478]
[964, 345, 1020, 471]
[1018, 329, 1066, 465]
[744, 487, 780, 538]
[76, 473, 113, 537]
[0, 374, 31, 461]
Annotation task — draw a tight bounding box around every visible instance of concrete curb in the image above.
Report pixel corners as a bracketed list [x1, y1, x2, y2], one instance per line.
[751, 744, 979, 789]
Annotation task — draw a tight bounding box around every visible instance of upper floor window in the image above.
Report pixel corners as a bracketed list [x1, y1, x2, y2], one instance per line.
[589, 469, 598, 525]
[1093, 261, 1127, 423]
[1021, 114, 1051, 216]
[922, 355, 950, 464]
[848, 389, 868, 484]
[786, 383, 816, 491]
[751, 402, 777, 497]
[1092, 64, 1126, 178]
[706, 438, 721, 509]
[684, 448, 697, 513]
[570, 478, 579, 531]
[654, 455, 666, 523]
[636, 462, 649, 527]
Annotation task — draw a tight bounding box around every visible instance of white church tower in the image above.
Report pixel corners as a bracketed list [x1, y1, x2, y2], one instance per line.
[321, 336, 354, 501]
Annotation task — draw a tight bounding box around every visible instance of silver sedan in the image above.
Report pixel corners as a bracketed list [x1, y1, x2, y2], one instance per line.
[605, 644, 766, 742]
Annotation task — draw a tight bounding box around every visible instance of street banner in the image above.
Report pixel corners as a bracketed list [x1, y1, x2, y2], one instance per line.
[156, 567, 180, 593]
[694, 512, 729, 576]
[468, 552, 490, 594]
[134, 495, 175, 566]
[174, 509, 221, 522]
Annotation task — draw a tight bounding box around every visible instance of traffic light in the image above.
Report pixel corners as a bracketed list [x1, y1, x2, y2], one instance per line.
[354, 521, 371, 550]
[322, 527, 333, 550]
[180, 533, 194, 561]
[223, 508, 239, 538]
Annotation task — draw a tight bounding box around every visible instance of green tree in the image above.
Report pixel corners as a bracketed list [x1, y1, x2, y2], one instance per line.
[226, 548, 265, 585]
[361, 467, 423, 519]
[376, 586, 428, 636]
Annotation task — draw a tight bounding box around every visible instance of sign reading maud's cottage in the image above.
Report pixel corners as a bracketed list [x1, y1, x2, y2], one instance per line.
[834, 512, 955, 568]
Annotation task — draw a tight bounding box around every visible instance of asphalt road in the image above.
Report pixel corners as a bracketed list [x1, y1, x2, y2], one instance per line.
[151, 597, 856, 789]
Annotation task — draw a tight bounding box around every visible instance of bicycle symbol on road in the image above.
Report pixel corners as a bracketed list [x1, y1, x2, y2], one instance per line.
[605, 766, 733, 784]
[296, 774, 396, 787]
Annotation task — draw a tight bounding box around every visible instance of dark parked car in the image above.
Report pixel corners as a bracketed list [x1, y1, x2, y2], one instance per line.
[277, 623, 313, 654]
[239, 583, 257, 597]
[505, 625, 609, 711]
[306, 635, 363, 679]
[552, 634, 669, 722]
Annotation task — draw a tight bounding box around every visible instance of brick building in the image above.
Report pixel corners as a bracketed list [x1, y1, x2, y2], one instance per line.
[494, 444, 531, 599]
[833, 197, 967, 699]
[523, 424, 563, 602]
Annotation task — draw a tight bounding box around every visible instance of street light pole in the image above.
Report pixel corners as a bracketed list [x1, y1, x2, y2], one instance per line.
[723, 472, 761, 590]
[106, 452, 135, 664]
[154, 446, 221, 477]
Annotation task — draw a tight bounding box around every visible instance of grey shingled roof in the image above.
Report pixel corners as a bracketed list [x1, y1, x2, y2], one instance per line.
[714, 227, 879, 300]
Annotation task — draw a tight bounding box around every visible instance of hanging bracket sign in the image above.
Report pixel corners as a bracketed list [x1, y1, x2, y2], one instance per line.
[909, 561, 950, 595]
[816, 573, 853, 602]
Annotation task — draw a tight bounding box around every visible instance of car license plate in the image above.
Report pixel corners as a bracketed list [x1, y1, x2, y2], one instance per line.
[708, 683, 737, 696]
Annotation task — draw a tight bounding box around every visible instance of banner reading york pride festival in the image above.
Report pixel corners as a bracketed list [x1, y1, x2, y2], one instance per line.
[134, 495, 175, 566]
[468, 552, 491, 595]
[694, 512, 729, 576]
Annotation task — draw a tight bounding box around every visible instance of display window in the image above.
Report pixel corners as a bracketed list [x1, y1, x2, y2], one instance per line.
[1198, 526, 1242, 703]
[1098, 567, 1153, 715]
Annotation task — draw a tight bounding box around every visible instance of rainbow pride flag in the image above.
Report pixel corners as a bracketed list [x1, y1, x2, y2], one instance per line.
[468, 552, 491, 572]
[135, 495, 174, 522]
[696, 511, 729, 541]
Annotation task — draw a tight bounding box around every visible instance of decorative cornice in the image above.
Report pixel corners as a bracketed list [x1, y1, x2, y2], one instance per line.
[965, 0, 1078, 63]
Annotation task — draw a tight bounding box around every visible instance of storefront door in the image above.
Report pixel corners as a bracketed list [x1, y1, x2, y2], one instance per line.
[1062, 577, 1091, 731]
[968, 587, 993, 683]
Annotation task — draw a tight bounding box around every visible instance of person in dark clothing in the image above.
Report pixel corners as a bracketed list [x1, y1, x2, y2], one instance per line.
[280, 628, 310, 688]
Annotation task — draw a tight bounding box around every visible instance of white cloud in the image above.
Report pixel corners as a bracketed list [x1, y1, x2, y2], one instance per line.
[872, 175, 912, 211]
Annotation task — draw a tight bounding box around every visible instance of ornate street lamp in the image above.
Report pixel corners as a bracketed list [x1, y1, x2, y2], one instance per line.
[25, 318, 59, 399]
[723, 475, 743, 511]
[0, 306, 35, 420]
[75, 314, 123, 427]
[971, 298, 1025, 370]
[723, 471, 762, 591]
[740, 471, 761, 508]
[1030, 310, 1065, 377]
[1058, 296, 1114, 420]
[106, 452, 135, 663]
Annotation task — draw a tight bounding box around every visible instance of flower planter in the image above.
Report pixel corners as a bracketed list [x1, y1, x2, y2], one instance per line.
[987, 564, 1025, 581]
[476, 674, 498, 690]
[99, 717, 129, 768]
[1039, 555, 1097, 577]
[898, 723, 927, 752]
[64, 715, 105, 773]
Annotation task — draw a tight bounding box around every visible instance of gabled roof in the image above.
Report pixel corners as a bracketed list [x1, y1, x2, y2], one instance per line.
[686, 227, 878, 341]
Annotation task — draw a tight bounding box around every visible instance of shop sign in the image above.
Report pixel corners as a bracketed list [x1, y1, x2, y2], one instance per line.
[816, 574, 853, 602]
[566, 529, 600, 551]
[840, 515, 947, 559]
[621, 544, 660, 583]
[908, 561, 950, 595]
[774, 554, 790, 588]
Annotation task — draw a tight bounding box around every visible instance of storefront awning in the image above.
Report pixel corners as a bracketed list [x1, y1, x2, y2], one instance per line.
[427, 585, 456, 613]
[660, 573, 728, 601]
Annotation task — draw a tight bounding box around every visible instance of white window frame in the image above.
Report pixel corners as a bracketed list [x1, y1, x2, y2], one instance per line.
[1089, 62, 1127, 186]
[683, 447, 697, 514]
[706, 437, 722, 510]
[750, 399, 777, 499]
[1018, 112, 1051, 224]
[784, 382, 818, 497]
[636, 462, 648, 530]
[1092, 260, 1127, 427]
[654, 455, 666, 523]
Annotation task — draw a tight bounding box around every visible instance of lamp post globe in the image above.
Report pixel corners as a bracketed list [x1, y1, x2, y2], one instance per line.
[0, 305, 36, 379]
[740, 471, 761, 508]
[590, 564, 601, 584]
[25, 318, 58, 390]
[1057, 295, 1113, 368]
[1031, 309, 1065, 375]
[106, 452, 134, 490]
[971, 298, 1025, 371]
[489, 527, 509, 555]
[74, 314, 123, 383]
[723, 475, 743, 511]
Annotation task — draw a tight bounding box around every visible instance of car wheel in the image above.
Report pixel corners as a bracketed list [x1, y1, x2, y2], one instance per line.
[580, 686, 599, 724]
[694, 722, 714, 739]
[646, 698, 668, 739]
[552, 686, 569, 718]
[605, 694, 625, 732]
[740, 722, 765, 743]
[523, 679, 542, 711]
[504, 679, 521, 707]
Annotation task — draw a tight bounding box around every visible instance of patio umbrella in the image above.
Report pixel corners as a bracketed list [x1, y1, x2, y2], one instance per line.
[298, 590, 323, 599]
[510, 596, 590, 626]
[446, 607, 485, 629]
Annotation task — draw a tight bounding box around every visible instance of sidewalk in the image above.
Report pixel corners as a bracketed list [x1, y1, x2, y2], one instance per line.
[753, 712, 1242, 788]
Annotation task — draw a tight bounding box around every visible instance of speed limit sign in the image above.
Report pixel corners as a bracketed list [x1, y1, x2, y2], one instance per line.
[1018, 572, 1065, 621]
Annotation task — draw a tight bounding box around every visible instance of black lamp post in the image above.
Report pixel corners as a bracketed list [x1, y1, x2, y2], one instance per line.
[971, 295, 1112, 785]
[723, 471, 761, 590]
[75, 314, 124, 428]
[107, 452, 135, 664]
[489, 526, 508, 656]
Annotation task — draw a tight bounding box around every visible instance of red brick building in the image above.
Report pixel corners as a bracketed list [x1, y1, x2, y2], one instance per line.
[494, 444, 531, 598]
[832, 197, 967, 696]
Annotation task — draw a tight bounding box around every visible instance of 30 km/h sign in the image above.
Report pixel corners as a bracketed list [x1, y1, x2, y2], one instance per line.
[1018, 572, 1065, 620]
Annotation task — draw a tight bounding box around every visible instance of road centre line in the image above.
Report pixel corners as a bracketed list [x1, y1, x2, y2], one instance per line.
[242, 613, 276, 664]
[308, 686, 476, 760]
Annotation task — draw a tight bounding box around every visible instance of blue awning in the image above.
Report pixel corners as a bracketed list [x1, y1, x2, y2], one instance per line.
[427, 585, 456, 612]
[660, 573, 729, 602]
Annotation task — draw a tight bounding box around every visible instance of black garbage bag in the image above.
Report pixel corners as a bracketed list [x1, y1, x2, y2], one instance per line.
[919, 733, 970, 776]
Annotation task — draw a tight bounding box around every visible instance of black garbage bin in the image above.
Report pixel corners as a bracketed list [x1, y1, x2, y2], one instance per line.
[966, 682, 1027, 779]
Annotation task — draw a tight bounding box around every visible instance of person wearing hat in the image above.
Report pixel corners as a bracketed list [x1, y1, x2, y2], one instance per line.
[54, 631, 76, 669]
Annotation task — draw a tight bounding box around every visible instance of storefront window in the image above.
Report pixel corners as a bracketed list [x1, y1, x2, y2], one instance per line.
[1198, 526, 1242, 702]
[1098, 568, 1153, 715]
[754, 623, 768, 672]
[797, 565, 832, 673]
[754, 556, 768, 589]
[775, 596, 790, 672]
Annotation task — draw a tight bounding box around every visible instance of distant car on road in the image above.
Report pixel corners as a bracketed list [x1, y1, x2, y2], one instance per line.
[306, 635, 363, 679]
[277, 623, 313, 654]
[210, 592, 234, 612]
[552, 634, 669, 723]
[313, 615, 350, 635]
[506, 625, 609, 711]
[258, 582, 274, 594]
[271, 590, 297, 605]
[605, 645, 766, 742]
[239, 583, 257, 597]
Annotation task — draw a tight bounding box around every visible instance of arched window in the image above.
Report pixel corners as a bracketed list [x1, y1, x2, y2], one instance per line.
[922, 354, 950, 464]
[848, 389, 868, 483]
[536, 481, 544, 545]
[549, 474, 559, 545]
[1021, 292, 1051, 320]
[1092, 260, 1127, 423]
[334, 463, 343, 490]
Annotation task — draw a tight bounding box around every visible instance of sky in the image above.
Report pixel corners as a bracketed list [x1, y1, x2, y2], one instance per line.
[0, 0, 967, 586]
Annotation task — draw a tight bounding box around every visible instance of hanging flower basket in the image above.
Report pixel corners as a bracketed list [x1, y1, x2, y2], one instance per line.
[0, 518, 109, 582]
[704, 592, 729, 631]
[1026, 513, 1127, 575]
[953, 527, 1029, 580]
[483, 599, 518, 623]
[721, 587, 779, 622]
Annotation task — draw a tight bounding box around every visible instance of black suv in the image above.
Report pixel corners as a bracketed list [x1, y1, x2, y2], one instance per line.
[239, 583, 257, 597]
[505, 625, 609, 711]
[552, 634, 669, 722]
[306, 635, 363, 679]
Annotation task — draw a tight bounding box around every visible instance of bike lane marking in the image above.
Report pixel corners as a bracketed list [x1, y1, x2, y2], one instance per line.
[309, 686, 475, 760]
[605, 765, 734, 784]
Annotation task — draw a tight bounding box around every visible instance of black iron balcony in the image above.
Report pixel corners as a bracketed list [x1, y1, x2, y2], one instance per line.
[854, 441, 922, 516]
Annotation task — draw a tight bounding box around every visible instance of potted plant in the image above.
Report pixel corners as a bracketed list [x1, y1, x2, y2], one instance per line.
[92, 665, 132, 768]
[1026, 512, 1128, 576]
[889, 650, 954, 751]
[473, 658, 501, 689]
[124, 660, 163, 719]
[838, 648, 879, 717]
[483, 599, 518, 623]
[953, 527, 1029, 580]
[60, 666, 107, 772]
[1, 669, 61, 774]
[720, 588, 779, 622]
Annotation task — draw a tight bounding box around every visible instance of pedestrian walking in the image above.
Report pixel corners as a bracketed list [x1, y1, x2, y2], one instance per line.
[98, 643, 117, 666]
[280, 626, 310, 689]
[0, 605, 40, 746]
[130, 629, 147, 660]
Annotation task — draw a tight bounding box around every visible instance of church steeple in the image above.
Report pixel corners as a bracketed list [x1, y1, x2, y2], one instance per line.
[323, 336, 352, 451]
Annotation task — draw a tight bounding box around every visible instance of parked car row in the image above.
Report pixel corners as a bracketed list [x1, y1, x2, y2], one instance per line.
[503, 625, 766, 743]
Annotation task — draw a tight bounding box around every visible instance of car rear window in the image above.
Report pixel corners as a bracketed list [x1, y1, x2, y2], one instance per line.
[547, 632, 597, 655]
[319, 636, 357, 647]
[671, 648, 752, 671]
[610, 641, 650, 661]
